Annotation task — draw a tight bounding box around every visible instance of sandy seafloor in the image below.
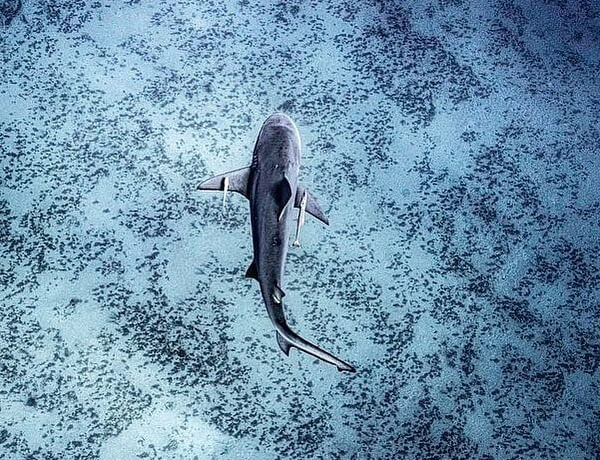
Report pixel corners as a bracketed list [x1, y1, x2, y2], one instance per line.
[1, 0, 599, 458]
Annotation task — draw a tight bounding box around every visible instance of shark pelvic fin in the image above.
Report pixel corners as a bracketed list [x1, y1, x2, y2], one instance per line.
[197, 167, 251, 199]
[295, 184, 329, 225]
[245, 260, 258, 280]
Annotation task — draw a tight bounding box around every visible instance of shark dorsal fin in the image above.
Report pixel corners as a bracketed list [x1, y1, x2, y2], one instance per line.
[275, 175, 293, 221]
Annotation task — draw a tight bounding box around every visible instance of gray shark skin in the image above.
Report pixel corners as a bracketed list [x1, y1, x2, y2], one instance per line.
[198, 113, 355, 373]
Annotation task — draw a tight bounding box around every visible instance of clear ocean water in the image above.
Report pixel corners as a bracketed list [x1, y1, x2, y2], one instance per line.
[1, 0, 599, 458]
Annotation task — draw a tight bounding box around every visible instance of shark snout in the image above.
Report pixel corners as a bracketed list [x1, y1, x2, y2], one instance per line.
[261, 113, 301, 156]
[265, 113, 296, 129]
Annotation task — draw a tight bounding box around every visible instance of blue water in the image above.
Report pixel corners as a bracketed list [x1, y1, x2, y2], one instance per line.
[1, 0, 599, 458]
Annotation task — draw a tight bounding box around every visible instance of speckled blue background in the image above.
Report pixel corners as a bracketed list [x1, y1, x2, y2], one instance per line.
[1, 0, 599, 458]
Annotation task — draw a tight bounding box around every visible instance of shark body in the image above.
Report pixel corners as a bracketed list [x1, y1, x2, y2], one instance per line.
[198, 113, 355, 373]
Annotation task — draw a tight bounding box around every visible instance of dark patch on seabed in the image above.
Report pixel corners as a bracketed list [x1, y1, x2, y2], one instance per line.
[1, 0, 599, 458]
[0, 0, 21, 26]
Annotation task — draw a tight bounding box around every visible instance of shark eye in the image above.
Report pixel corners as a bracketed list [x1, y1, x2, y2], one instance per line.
[272, 234, 281, 247]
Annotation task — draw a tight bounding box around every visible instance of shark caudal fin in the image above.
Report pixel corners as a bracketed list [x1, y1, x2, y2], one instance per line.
[275, 323, 356, 373]
[197, 167, 251, 199]
[294, 184, 329, 225]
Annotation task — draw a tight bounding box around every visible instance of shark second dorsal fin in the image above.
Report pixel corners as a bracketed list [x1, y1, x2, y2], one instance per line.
[294, 184, 329, 225]
[197, 167, 251, 199]
[272, 285, 285, 304]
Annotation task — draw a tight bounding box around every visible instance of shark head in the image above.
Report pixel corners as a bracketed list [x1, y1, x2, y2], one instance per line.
[256, 113, 301, 166]
[264, 112, 296, 128]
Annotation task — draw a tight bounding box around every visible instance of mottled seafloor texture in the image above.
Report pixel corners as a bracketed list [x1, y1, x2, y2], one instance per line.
[1, 0, 599, 458]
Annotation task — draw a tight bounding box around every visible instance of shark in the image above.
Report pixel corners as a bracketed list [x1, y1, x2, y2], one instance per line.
[197, 113, 355, 373]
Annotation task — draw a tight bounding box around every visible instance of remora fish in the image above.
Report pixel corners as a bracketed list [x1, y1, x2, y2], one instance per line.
[198, 113, 355, 373]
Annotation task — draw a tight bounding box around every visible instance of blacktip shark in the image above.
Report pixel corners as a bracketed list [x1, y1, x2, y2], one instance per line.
[198, 113, 355, 373]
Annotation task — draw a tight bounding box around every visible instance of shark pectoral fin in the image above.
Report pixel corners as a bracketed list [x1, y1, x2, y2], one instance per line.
[276, 175, 293, 221]
[295, 184, 329, 225]
[222, 176, 229, 212]
[245, 260, 258, 280]
[276, 331, 291, 356]
[272, 285, 285, 304]
[197, 166, 251, 199]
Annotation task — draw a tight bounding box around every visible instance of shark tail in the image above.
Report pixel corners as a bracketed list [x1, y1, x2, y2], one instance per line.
[275, 323, 356, 373]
